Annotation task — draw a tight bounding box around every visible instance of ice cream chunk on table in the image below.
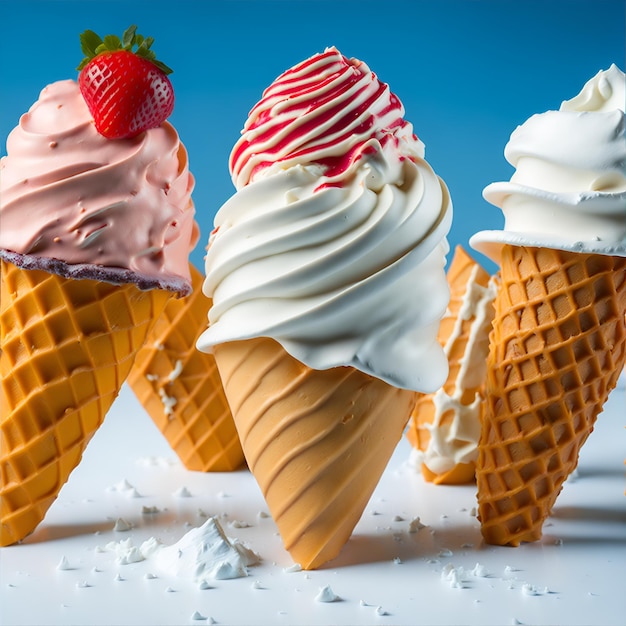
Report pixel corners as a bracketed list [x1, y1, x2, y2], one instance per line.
[0, 27, 198, 547]
[197, 47, 452, 569]
[470, 64, 626, 547]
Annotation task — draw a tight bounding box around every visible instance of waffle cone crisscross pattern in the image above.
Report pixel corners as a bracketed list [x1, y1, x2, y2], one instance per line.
[128, 264, 244, 472]
[1, 259, 170, 546]
[213, 337, 416, 569]
[477, 245, 626, 546]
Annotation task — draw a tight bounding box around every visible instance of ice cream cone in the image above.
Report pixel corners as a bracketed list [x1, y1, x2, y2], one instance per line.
[212, 336, 416, 570]
[128, 264, 244, 472]
[0, 259, 171, 546]
[407, 245, 496, 484]
[476, 245, 626, 546]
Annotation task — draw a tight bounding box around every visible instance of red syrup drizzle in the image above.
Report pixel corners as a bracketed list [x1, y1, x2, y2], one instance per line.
[229, 49, 412, 188]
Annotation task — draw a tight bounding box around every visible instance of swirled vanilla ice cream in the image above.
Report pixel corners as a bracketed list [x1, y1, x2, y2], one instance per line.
[471, 64, 625, 260]
[197, 47, 452, 570]
[469, 65, 626, 548]
[0, 51, 198, 546]
[199, 47, 452, 392]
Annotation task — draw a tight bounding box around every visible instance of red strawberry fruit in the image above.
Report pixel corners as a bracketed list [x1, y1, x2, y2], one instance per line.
[77, 25, 174, 139]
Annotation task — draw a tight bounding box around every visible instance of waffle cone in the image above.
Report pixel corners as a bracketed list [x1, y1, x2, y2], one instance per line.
[128, 264, 244, 472]
[407, 245, 495, 484]
[212, 337, 416, 569]
[0, 259, 170, 546]
[477, 245, 626, 546]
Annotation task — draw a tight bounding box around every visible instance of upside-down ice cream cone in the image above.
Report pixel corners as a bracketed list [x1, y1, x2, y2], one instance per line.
[477, 245, 626, 545]
[471, 64, 626, 546]
[198, 48, 453, 568]
[0, 28, 198, 546]
[407, 245, 496, 484]
[213, 337, 415, 569]
[128, 264, 244, 472]
[0, 260, 171, 546]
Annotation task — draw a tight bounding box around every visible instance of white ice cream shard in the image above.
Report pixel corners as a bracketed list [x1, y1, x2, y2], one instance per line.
[56, 556, 72, 571]
[471, 562, 490, 577]
[154, 517, 260, 582]
[113, 518, 133, 532]
[408, 516, 427, 533]
[315, 584, 339, 602]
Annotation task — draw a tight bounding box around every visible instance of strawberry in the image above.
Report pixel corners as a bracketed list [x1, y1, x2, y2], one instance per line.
[77, 25, 174, 139]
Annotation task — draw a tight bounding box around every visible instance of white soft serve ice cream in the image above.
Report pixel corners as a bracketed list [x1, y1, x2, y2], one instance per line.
[197, 47, 452, 392]
[471, 64, 626, 261]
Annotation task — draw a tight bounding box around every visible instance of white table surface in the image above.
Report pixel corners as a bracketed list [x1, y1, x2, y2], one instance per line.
[1, 379, 625, 626]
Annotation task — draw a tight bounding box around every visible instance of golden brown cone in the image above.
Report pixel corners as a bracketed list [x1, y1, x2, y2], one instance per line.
[128, 264, 244, 472]
[0, 259, 171, 546]
[212, 337, 416, 570]
[477, 245, 626, 546]
[407, 245, 495, 484]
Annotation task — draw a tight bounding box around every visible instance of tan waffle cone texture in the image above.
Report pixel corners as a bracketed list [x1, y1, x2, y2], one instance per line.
[128, 264, 244, 472]
[213, 337, 416, 570]
[407, 245, 493, 484]
[477, 245, 626, 546]
[0, 259, 170, 546]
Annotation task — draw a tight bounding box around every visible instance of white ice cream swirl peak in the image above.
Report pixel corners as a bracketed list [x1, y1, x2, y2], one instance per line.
[472, 64, 626, 260]
[198, 48, 452, 393]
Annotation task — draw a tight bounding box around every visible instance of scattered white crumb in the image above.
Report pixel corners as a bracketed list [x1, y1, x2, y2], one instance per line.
[315, 584, 339, 602]
[469, 507, 477, 517]
[257, 510, 270, 520]
[56, 556, 72, 571]
[165, 586, 176, 593]
[144, 573, 157, 580]
[393, 557, 402, 565]
[173, 486, 192, 498]
[369, 510, 382, 516]
[438, 548, 453, 558]
[251, 580, 264, 589]
[76, 581, 91, 588]
[198, 580, 212, 590]
[190, 611, 207, 621]
[109, 478, 134, 493]
[471, 563, 490, 578]
[158, 387, 177, 415]
[283, 563, 302, 573]
[114, 573, 125, 582]
[392, 515, 405, 522]
[554, 538, 563, 546]
[142, 506, 160, 515]
[375, 606, 389, 616]
[229, 520, 251, 529]
[167, 359, 184, 382]
[113, 518, 133, 532]
[522, 583, 549, 596]
[408, 517, 427, 533]
[442, 563, 467, 589]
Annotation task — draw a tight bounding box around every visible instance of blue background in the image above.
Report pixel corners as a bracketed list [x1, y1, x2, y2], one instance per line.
[1, 0, 624, 273]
